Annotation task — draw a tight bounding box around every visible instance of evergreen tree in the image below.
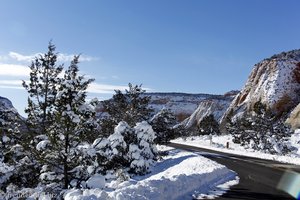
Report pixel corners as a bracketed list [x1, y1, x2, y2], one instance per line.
[13, 42, 64, 191]
[0, 108, 20, 160]
[0, 104, 39, 191]
[150, 109, 177, 144]
[22, 42, 63, 135]
[101, 83, 153, 135]
[0, 108, 20, 190]
[227, 102, 293, 154]
[91, 121, 157, 175]
[38, 56, 97, 189]
[198, 114, 220, 135]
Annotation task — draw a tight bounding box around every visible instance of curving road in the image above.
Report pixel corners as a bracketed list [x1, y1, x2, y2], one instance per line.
[169, 143, 300, 200]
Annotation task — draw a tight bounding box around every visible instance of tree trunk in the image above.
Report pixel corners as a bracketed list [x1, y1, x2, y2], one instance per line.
[63, 133, 69, 189]
[64, 156, 68, 189]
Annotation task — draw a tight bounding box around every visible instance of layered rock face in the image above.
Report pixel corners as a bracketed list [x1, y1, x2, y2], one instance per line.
[286, 103, 300, 130]
[221, 49, 300, 125]
[145, 93, 214, 121]
[96, 92, 236, 123]
[183, 91, 237, 130]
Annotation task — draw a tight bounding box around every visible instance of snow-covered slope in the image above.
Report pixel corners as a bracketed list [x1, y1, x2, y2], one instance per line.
[146, 93, 217, 121]
[63, 147, 238, 200]
[221, 49, 300, 125]
[0, 96, 24, 128]
[286, 103, 300, 130]
[0, 96, 14, 110]
[183, 91, 237, 129]
[96, 93, 227, 122]
[0, 96, 20, 119]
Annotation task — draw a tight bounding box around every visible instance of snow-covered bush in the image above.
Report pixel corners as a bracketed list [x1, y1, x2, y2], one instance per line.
[101, 83, 153, 136]
[149, 109, 177, 144]
[129, 121, 157, 174]
[88, 121, 158, 177]
[226, 102, 293, 154]
[62, 121, 158, 192]
[197, 114, 220, 135]
[0, 106, 39, 192]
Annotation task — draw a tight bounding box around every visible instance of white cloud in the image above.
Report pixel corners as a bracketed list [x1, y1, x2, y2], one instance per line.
[0, 80, 23, 85]
[0, 55, 9, 61]
[0, 80, 24, 90]
[58, 53, 98, 62]
[9, 52, 39, 62]
[8, 51, 98, 63]
[0, 85, 23, 90]
[87, 83, 129, 94]
[0, 79, 153, 95]
[0, 63, 29, 77]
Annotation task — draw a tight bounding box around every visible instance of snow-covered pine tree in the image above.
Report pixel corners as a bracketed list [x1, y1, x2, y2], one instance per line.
[92, 121, 157, 176]
[101, 83, 153, 135]
[250, 102, 293, 154]
[125, 84, 153, 125]
[0, 103, 39, 191]
[226, 114, 253, 146]
[150, 108, 177, 144]
[38, 56, 98, 189]
[0, 108, 20, 160]
[129, 121, 157, 174]
[14, 42, 64, 191]
[0, 108, 20, 190]
[227, 102, 293, 154]
[197, 114, 220, 135]
[22, 42, 63, 136]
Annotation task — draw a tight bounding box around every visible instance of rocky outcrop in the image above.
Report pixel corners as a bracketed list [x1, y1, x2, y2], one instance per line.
[286, 103, 300, 130]
[146, 93, 213, 121]
[0, 96, 24, 128]
[221, 49, 300, 125]
[183, 91, 237, 130]
[96, 92, 236, 122]
[0, 96, 15, 110]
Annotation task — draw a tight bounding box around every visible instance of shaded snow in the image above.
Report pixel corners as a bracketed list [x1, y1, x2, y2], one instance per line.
[36, 140, 50, 151]
[86, 174, 106, 189]
[63, 147, 238, 200]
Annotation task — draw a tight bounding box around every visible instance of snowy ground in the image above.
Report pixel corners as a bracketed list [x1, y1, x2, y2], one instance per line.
[172, 130, 300, 165]
[64, 146, 238, 200]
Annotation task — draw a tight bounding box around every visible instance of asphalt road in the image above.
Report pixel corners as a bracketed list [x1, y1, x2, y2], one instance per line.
[169, 143, 300, 200]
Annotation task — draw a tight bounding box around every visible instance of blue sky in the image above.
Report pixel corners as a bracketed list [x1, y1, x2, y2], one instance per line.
[0, 0, 300, 116]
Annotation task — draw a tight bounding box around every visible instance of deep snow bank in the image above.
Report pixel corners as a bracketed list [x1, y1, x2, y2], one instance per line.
[64, 147, 237, 200]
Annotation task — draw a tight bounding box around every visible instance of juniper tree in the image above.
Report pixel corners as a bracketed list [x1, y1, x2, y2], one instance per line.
[22, 42, 63, 135]
[0, 108, 20, 159]
[198, 114, 220, 135]
[38, 56, 97, 189]
[14, 42, 64, 191]
[227, 102, 293, 154]
[0, 103, 39, 191]
[91, 121, 157, 176]
[101, 83, 153, 135]
[0, 108, 21, 189]
[150, 109, 177, 144]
